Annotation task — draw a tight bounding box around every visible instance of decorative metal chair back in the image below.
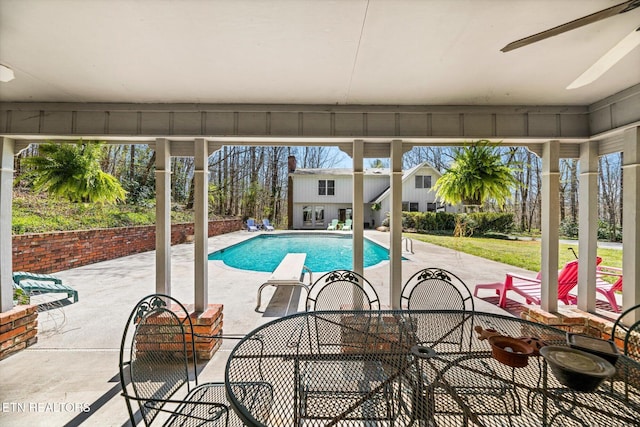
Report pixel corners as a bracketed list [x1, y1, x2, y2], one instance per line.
[401, 268, 474, 311]
[119, 294, 197, 426]
[306, 270, 380, 311]
[612, 304, 640, 362]
[400, 268, 474, 351]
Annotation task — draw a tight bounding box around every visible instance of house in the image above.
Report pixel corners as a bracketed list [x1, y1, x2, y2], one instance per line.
[288, 159, 460, 230]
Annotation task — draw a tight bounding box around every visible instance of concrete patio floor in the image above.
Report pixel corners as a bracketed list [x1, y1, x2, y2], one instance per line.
[0, 229, 608, 426]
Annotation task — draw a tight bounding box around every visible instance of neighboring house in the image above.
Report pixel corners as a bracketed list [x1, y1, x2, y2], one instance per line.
[288, 160, 460, 230]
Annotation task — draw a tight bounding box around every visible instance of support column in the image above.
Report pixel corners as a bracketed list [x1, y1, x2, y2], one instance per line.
[352, 140, 364, 276]
[155, 138, 172, 295]
[0, 138, 15, 312]
[194, 138, 209, 311]
[577, 141, 599, 312]
[541, 141, 560, 312]
[390, 140, 403, 309]
[622, 126, 640, 321]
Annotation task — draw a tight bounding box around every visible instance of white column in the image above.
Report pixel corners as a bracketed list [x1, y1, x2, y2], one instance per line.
[352, 140, 364, 275]
[577, 141, 599, 312]
[0, 138, 15, 312]
[540, 141, 560, 312]
[194, 138, 209, 311]
[155, 138, 172, 295]
[390, 140, 403, 309]
[622, 126, 640, 320]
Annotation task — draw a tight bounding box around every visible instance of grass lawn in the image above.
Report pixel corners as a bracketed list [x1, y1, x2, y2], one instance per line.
[405, 233, 622, 275]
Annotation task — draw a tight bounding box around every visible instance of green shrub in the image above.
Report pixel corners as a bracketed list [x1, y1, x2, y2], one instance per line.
[435, 212, 456, 230]
[466, 212, 514, 235]
[597, 220, 622, 242]
[398, 211, 457, 233]
[559, 218, 579, 239]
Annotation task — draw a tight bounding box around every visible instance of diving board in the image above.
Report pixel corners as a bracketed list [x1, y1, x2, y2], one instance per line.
[255, 253, 312, 311]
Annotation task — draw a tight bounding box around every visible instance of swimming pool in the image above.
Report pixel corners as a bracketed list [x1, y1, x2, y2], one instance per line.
[208, 233, 390, 273]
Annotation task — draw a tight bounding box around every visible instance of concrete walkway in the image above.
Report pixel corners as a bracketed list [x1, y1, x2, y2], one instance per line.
[0, 230, 587, 426]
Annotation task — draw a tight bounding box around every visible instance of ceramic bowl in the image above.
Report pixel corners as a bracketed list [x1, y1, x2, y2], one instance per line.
[540, 346, 616, 392]
[488, 336, 534, 367]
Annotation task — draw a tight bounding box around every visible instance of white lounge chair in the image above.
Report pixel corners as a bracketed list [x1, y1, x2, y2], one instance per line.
[327, 219, 340, 230]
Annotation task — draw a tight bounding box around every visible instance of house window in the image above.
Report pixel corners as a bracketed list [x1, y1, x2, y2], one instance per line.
[402, 202, 419, 212]
[318, 179, 335, 196]
[415, 175, 432, 189]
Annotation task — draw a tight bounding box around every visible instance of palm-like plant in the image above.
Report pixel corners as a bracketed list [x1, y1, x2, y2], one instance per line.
[22, 141, 126, 204]
[433, 140, 518, 210]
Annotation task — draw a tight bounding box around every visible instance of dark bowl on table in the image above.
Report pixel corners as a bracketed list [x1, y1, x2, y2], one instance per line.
[540, 346, 616, 392]
[488, 336, 534, 368]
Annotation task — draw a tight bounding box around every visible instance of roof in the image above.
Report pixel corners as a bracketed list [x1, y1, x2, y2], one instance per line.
[291, 168, 390, 176]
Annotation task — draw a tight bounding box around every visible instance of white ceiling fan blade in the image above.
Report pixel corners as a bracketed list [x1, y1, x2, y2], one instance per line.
[567, 27, 640, 89]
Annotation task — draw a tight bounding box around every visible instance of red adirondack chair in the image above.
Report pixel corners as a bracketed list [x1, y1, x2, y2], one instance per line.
[475, 258, 601, 308]
[595, 266, 623, 312]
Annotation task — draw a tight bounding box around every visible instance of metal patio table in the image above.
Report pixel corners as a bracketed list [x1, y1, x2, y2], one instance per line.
[225, 310, 640, 426]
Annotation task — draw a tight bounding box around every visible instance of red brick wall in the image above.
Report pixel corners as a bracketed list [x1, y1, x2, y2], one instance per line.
[12, 219, 243, 274]
[0, 305, 38, 360]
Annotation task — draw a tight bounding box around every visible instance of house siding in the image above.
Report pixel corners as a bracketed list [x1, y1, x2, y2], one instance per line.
[292, 174, 353, 204]
[290, 163, 458, 230]
[401, 165, 441, 210]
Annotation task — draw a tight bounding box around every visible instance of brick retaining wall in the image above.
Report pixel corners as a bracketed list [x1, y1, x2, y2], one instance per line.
[0, 305, 38, 360]
[521, 306, 626, 349]
[12, 218, 243, 273]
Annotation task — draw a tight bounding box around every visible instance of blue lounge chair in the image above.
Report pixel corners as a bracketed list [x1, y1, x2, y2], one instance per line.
[13, 272, 78, 303]
[262, 219, 275, 231]
[247, 218, 259, 232]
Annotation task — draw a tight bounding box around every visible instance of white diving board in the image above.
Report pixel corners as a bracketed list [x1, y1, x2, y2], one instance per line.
[255, 253, 312, 311]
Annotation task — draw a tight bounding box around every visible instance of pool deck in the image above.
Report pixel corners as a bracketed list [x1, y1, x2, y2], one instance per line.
[0, 230, 573, 426]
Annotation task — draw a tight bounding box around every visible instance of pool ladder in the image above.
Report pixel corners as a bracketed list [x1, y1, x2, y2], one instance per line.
[402, 237, 414, 254]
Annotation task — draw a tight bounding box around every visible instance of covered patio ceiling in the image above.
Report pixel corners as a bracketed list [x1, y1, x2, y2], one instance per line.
[0, 0, 638, 107]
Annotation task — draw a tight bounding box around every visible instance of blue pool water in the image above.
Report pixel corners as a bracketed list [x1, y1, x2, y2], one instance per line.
[208, 233, 390, 272]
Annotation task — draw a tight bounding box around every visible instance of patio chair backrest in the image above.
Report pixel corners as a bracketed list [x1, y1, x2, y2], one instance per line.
[119, 294, 197, 426]
[306, 270, 380, 311]
[557, 259, 582, 299]
[400, 268, 474, 351]
[611, 304, 640, 362]
[400, 268, 474, 312]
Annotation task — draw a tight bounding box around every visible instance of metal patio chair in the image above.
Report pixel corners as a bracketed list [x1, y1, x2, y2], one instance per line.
[399, 268, 520, 423]
[300, 271, 396, 422]
[119, 294, 272, 426]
